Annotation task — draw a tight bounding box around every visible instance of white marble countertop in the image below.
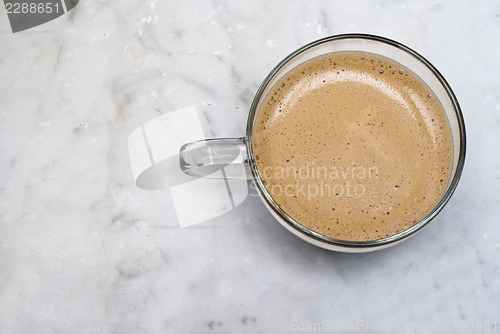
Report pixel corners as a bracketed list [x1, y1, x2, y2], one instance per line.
[1, 1, 499, 333]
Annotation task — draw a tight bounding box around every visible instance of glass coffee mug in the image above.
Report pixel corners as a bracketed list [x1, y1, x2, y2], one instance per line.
[180, 34, 466, 252]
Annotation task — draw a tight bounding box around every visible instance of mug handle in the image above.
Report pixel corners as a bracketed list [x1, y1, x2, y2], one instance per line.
[179, 137, 249, 178]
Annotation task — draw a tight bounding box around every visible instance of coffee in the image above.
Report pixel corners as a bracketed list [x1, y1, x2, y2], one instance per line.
[252, 51, 453, 241]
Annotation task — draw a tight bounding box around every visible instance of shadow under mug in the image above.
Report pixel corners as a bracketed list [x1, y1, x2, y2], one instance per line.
[180, 33, 466, 252]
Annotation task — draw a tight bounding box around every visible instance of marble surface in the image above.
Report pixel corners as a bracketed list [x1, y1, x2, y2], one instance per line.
[1, 0, 500, 333]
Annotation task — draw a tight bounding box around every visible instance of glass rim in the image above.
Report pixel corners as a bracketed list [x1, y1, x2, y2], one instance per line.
[246, 33, 466, 249]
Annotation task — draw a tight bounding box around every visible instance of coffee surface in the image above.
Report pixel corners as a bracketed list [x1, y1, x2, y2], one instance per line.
[252, 51, 453, 241]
